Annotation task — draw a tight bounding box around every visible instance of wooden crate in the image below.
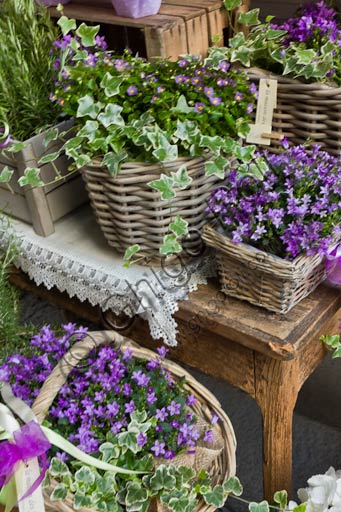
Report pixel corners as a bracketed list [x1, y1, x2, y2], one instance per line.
[0, 120, 88, 237]
[250, 0, 303, 22]
[51, 0, 228, 59]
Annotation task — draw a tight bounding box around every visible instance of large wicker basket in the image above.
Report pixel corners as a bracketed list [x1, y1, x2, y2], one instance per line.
[31, 330, 236, 512]
[82, 157, 220, 262]
[246, 67, 341, 155]
[202, 223, 326, 313]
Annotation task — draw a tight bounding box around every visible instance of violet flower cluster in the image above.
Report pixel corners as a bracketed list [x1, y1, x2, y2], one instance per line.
[0, 325, 214, 460]
[207, 142, 341, 260]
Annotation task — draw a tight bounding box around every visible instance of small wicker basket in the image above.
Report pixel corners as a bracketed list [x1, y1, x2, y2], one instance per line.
[31, 330, 236, 512]
[246, 67, 341, 155]
[202, 223, 326, 314]
[81, 157, 220, 263]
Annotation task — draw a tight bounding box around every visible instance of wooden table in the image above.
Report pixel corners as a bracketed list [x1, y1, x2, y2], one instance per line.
[10, 270, 341, 500]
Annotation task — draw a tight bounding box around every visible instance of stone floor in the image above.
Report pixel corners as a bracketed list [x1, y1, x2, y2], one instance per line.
[20, 291, 341, 510]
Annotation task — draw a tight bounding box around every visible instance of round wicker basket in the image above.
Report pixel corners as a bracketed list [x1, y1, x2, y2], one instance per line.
[246, 67, 341, 155]
[31, 331, 236, 512]
[81, 157, 220, 263]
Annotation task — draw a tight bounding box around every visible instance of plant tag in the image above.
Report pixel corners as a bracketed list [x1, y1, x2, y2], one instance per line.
[247, 78, 277, 145]
[15, 458, 45, 512]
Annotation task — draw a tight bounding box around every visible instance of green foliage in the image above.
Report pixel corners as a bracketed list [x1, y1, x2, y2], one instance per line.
[321, 334, 341, 358]
[0, 0, 61, 141]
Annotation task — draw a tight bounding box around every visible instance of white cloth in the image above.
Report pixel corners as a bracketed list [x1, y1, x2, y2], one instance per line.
[0, 206, 216, 345]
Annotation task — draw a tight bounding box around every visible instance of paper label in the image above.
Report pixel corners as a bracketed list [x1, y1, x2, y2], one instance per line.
[247, 78, 278, 145]
[15, 459, 45, 512]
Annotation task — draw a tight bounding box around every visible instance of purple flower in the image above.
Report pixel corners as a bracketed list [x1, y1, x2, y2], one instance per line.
[137, 432, 148, 447]
[195, 102, 205, 114]
[132, 370, 150, 387]
[167, 400, 181, 416]
[155, 407, 168, 421]
[127, 86, 138, 96]
[174, 74, 187, 84]
[107, 401, 120, 417]
[164, 450, 175, 459]
[234, 91, 243, 101]
[203, 430, 214, 443]
[114, 59, 127, 72]
[209, 96, 222, 106]
[246, 103, 253, 114]
[178, 59, 190, 68]
[219, 60, 230, 72]
[204, 86, 215, 97]
[157, 346, 168, 359]
[94, 35, 108, 49]
[147, 391, 157, 405]
[151, 440, 166, 457]
[124, 400, 136, 414]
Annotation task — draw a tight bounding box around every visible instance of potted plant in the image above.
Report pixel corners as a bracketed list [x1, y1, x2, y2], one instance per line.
[202, 141, 341, 313]
[111, 0, 162, 18]
[33, 15, 266, 264]
[206, 0, 341, 155]
[0, 326, 237, 512]
[0, 0, 87, 237]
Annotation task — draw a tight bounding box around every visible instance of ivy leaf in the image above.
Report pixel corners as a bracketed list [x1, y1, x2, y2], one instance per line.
[50, 483, 68, 501]
[98, 104, 125, 128]
[74, 493, 93, 510]
[57, 16, 76, 35]
[167, 495, 198, 512]
[321, 334, 340, 348]
[0, 166, 13, 183]
[6, 142, 25, 153]
[231, 46, 252, 66]
[292, 504, 307, 512]
[123, 244, 141, 266]
[43, 128, 59, 148]
[131, 410, 148, 423]
[75, 466, 96, 485]
[76, 23, 100, 47]
[125, 482, 148, 508]
[171, 165, 192, 189]
[274, 490, 288, 510]
[238, 8, 260, 26]
[117, 431, 140, 453]
[249, 500, 270, 512]
[223, 476, 243, 496]
[235, 145, 256, 162]
[202, 485, 225, 508]
[100, 73, 123, 97]
[18, 168, 44, 187]
[160, 234, 182, 256]
[224, 0, 241, 10]
[77, 95, 103, 119]
[99, 442, 120, 463]
[78, 120, 99, 142]
[170, 95, 195, 114]
[148, 175, 175, 200]
[174, 120, 198, 144]
[38, 151, 61, 165]
[296, 48, 316, 65]
[170, 216, 188, 238]
[152, 135, 178, 162]
[49, 457, 70, 477]
[177, 466, 196, 484]
[149, 465, 177, 492]
[228, 32, 245, 49]
[199, 135, 224, 156]
[332, 346, 341, 359]
[102, 151, 127, 177]
[205, 155, 229, 179]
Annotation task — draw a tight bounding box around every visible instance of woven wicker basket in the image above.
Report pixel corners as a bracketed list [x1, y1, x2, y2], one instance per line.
[246, 67, 341, 155]
[81, 157, 220, 262]
[31, 330, 236, 512]
[202, 223, 326, 313]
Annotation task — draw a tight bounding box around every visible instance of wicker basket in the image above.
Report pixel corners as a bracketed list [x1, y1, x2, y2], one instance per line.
[81, 157, 220, 262]
[31, 330, 236, 512]
[246, 67, 341, 155]
[202, 223, 326, 313]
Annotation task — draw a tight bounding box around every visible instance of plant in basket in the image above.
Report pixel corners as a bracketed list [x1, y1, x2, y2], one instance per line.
[203, 140, 341, 313]
[27, 14, 266, 264]
[206, 0, 341, 154]
[0, 326, 237, 512]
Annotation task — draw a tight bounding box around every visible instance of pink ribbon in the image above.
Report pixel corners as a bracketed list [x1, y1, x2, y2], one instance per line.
[325, 244, 341, 285]
[0, 420, 51, 500]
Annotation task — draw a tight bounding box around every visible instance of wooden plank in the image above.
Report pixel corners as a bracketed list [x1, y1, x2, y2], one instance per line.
[0, 186, 31, 222]
[47, 174, 88, 222]
[145, 22, 188, 59]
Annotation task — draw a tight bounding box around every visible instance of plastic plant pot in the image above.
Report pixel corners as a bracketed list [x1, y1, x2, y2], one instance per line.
[111, 0, 162, 18]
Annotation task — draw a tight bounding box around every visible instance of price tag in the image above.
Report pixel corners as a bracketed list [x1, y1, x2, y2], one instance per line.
[15, 458, 45, 512]
[247, 78, 278, 145]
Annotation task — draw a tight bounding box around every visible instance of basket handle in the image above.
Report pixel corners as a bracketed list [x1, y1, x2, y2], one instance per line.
[32, 330, 133, 423]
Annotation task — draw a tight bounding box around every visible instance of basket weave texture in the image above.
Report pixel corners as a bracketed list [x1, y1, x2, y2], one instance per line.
[31, 330, 236, 512]
[81, 157, 220, 261]
[246, 67, 341, 155]
[202, 223, 326, 314]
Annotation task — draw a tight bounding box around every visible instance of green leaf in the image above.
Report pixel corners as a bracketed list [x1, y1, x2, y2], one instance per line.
[75, 466, 96, 485]
[321, 334, 340, 348]
[103, 151, 127, 177]
[231, 46, 252, 66]
[123, 244, 141, 263]
[167, 495, 198, 512]
[238, 8, 260, 26]
[174, 120, 198, 145]
[199, 135, 224, 156]
[57, 16, 76, 35]
[265, 28, 287, 40]
[205, 155, 228, 179]
[249, 500, 270, 512]
[125, 483, 148, 508]
[224, 0, 241, 10]
[78, 121, 99, 142]
[149, 465, 177, 492]
[73, 50, 89, 61]
[171, 165, 192, 190]
[18, 167, 44, 187]
[6, 142, 26, 153]
[223, 476, 243, 496]
[228, 32, 245, 49]
[176, 466, 196, 484]
[148, 174, 175, 200]
[99, 442, 120, 463]
[292, 504, 307, 512]
[100, 73, 123, 97]
[49, 457, 70, 477]
[38, 151, 60, 165]
[50, 483, 68, 501]
[43, 128, 59, 148]
[0, 166, 13, 183]
[117, 431, 140, 453]
[235, 145, 256, 162]
[274, 490, 288, 510]
[295, 48, 316, 65]
[98, 104, 125, 128]
[170, 95, 195, 114]
[332, 346, 341, 359]
[202, 485, 225, 508]
[152, 135, 178, 162]
[160, 234, 182, 256]
[76, 23, 100, 47]
[77, 95, 102, 119]
[131, 410, 147, 423]
[169, 216, 188, 238]
[74, 493, 93, 510]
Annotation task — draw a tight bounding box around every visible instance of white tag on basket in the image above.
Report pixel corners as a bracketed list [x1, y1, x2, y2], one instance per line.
[247, 78, 278, 145]
[15, 458, 46, 512]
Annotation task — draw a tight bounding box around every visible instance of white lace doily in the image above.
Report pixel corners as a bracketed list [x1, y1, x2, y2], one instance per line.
[0, 206, 217, 345]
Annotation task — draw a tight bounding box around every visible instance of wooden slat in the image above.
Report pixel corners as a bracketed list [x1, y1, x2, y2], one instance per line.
[0, 187, 31, 222]
[47, 174, 88, 222]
